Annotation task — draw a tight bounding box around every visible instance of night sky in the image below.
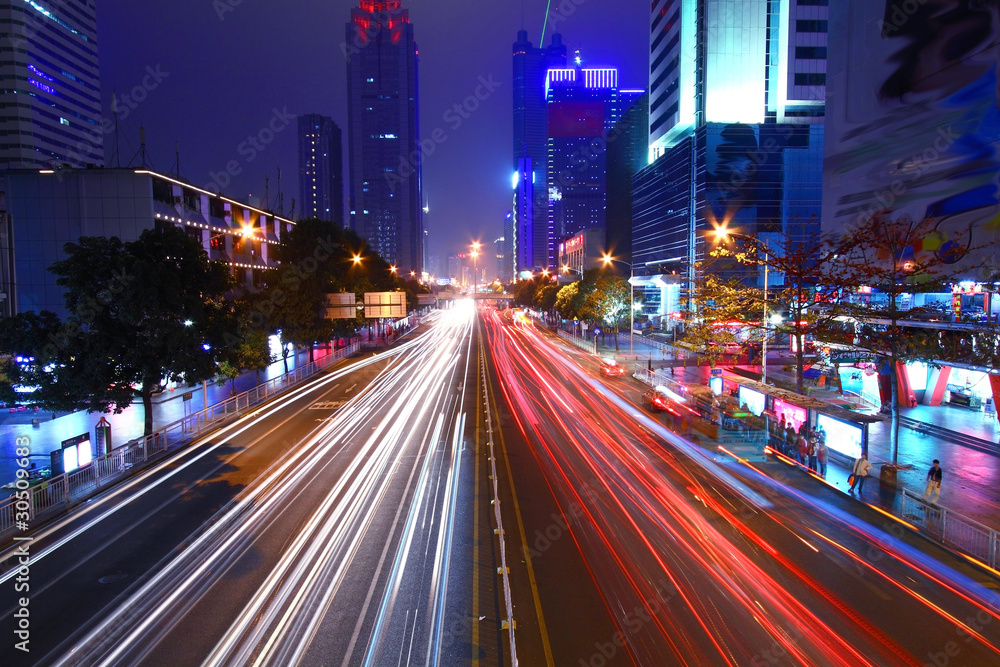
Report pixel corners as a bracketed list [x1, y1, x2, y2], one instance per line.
[98, 0, 646, 269]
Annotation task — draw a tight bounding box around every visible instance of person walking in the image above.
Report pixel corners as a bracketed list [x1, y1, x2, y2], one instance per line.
[848, 453, 873, 494]
[924, 459, 943, 504]
[816, 439, 828, 478]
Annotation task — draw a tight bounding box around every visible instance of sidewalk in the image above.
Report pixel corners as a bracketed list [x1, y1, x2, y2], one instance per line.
[596, 332, 1000, 535]
[0, 347, 334, 485]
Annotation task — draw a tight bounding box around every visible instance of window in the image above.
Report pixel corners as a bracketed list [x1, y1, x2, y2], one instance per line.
[798, 0, 828, 5]
[795, 46, 827, 59]
[794, 73, 826, 86]
[796, 20, 828, 32]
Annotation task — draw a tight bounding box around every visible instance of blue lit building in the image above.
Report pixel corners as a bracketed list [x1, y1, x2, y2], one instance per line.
[345, 0, 423, 274]
[635, 0, 828, 321]
[545, 63, 640, 269]
[512, 30, 565, 274]
[0, 0, 102, 168]
[297, 114, 343, 225]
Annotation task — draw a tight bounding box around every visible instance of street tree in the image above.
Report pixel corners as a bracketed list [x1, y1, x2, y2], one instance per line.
[586, 275, 630, 351]
[825, 212, 982, 464]
[678, 272, 757, 369]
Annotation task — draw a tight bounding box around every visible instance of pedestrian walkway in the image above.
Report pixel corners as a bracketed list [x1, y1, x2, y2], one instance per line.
[593, 332, 1000, 537]
[0, 346, 340, 485]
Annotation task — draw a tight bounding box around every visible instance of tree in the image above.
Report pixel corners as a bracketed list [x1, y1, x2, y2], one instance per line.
[586, 276, 630, 351]
[678, 272, 757, 369]
[533, 284, 560, 321]
[826, 212, 981, 464]
[554, 283, 580, 320]
[9, 226, 235, 437]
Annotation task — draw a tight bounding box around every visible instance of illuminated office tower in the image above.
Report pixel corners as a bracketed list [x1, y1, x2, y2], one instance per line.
[297, 114, 343, 224]
[545, 62, 641, 269]
[346, 0, 423, 274]
[0, 0, 102, 168]
[513, 30, 565, 272]
[635, 0, 827, 318]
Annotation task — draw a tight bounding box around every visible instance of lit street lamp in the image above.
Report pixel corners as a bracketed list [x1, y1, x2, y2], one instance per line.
[601, 254, 635, 356]
[470, 241, 481, 299]
[711, 225, 771, 384]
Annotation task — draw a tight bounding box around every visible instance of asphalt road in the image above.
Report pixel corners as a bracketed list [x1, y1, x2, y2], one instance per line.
[482, 309, 1000, 666]
[0, 303, 493, 666]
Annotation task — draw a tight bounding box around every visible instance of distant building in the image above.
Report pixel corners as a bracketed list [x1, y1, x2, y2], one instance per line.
[0, 0, 103, 169]
[606, 92, 648, 269]
[512, 30, 566, 274]
[297, 114, 343, 225]
[0, 168, 292, 318]
[635, 0, 828, 321]
[557, 228, 605, 284]
[345, 0, 423, 274]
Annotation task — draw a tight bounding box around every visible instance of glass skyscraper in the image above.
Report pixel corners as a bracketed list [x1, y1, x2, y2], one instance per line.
[346, 0, 423, 274]
[635, 0, 828, 319]
[297, 114, 343, 225]
[0, 0, 102, 168]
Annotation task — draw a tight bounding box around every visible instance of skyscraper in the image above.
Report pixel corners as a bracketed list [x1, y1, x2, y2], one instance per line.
[346, 0, 423, 274]
[545, 63, 639, 267]
[512, 30, 566, 272]
[0, 0, 102, 168]
[635, 0, 828, 320]
[297, 114, 343, 224]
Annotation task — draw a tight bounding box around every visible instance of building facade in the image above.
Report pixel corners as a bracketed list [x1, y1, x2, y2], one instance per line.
[0, 0, 103, 169]
[606, 92, 649, 269]
[512, 30, 566, 274]
[0, 168, 292, 318]
[345, 0, 423, 274]
[635, 0, 828, 322]
[297, 114, 343, 225]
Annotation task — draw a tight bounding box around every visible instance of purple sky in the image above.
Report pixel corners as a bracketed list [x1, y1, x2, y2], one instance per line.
[98, 0, 647, 266]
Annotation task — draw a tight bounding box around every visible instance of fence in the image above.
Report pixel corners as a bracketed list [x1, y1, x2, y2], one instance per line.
[480, 340, 518, 665]
[900, 488, 1000, 570]
[0, 342, 361, 539]
[557, 329, 596, 355]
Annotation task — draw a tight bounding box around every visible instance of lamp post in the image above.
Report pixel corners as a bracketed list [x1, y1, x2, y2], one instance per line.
[469, 242, 481, 300]
[601, 254, 635, 356]
[712, 227, 770, 384]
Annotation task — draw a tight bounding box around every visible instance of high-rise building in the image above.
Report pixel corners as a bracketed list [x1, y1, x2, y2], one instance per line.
[635, 0, 828, 322]
[0, 0, 102, 169]
[297, 114, 343, 224]
[823, 2, 999, 282]
[546, 63, 642, 269]
[513, 30, 566, 273]
[346, 0, 423, 274]
[606, 92, 649, 268]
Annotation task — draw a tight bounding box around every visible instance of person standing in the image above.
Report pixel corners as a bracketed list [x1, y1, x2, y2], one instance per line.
[797, 430, 809, 465]
[817, 439, 828, 478]
[807, 434, 818, 472]
[848, 453, 873, 494]
[924, 459, 943, 503]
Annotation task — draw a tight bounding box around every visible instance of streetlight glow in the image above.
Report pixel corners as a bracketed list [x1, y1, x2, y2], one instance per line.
[600, 253, 635, 356]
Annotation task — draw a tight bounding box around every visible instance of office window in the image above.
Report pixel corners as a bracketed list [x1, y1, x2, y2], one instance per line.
[796, 20, 828, 32]
[795, 46, 827, 59]
[794, 73, 826, 86]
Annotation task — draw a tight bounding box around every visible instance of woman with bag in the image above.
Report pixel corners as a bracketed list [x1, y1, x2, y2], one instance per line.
[848, 453, 873, 494]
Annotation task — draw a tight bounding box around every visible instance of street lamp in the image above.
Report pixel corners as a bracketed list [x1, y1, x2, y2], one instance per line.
[712, 225, 770, 384]
[471, 241, 481, 299]
[601, 254, 635, 356]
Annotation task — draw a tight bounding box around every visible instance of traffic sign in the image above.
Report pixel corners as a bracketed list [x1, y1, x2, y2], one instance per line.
[593, 328, 601, 336]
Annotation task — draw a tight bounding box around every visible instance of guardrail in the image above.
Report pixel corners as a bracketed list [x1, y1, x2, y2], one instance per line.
[898, 415, 1000, 456]
[0, 342, 362, 540]
[900, 488, 1000, 569]
[557, 329, 596, 355]
[480, 340, 518, 665]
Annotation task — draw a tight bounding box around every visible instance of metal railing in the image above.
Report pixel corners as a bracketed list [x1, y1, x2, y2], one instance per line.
[557, 329, 596, 355]
[0, 342, 361, 539]
[900, 488, 1000, 569]
[480, 340, 518, 665]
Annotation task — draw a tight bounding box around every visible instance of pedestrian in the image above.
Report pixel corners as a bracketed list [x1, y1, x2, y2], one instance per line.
[848, 453, 873, 494]
[924, 459, 943, 504]
[796, 430, 809, 465]
[807, 434, 818, 472]
[817, 440, 828, 478]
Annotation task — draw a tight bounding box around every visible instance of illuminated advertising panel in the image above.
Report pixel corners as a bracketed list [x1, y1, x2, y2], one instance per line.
[548, 102, 605, 138]
[772, 398, 807, 433]
[816, 414, 863, 460]
[737, 386, 766, 416]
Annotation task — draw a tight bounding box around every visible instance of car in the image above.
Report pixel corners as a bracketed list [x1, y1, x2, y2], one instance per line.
[600, 359, 626, 377]
[643, 388, 672, 411]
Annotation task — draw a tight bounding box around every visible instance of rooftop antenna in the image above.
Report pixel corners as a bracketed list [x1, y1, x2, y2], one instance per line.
[127, 125, 152, 169]
[276, 167, 283, 215]
[263, 175, 269, 212]
[170, 141, 182, 178]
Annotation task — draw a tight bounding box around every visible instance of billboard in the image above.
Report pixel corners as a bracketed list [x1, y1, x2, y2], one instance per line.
[364, 291, 407, 318]
[326, 292, 360, 320]
[548, 102, 605, 138]
[823, 2, 1000, 280]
